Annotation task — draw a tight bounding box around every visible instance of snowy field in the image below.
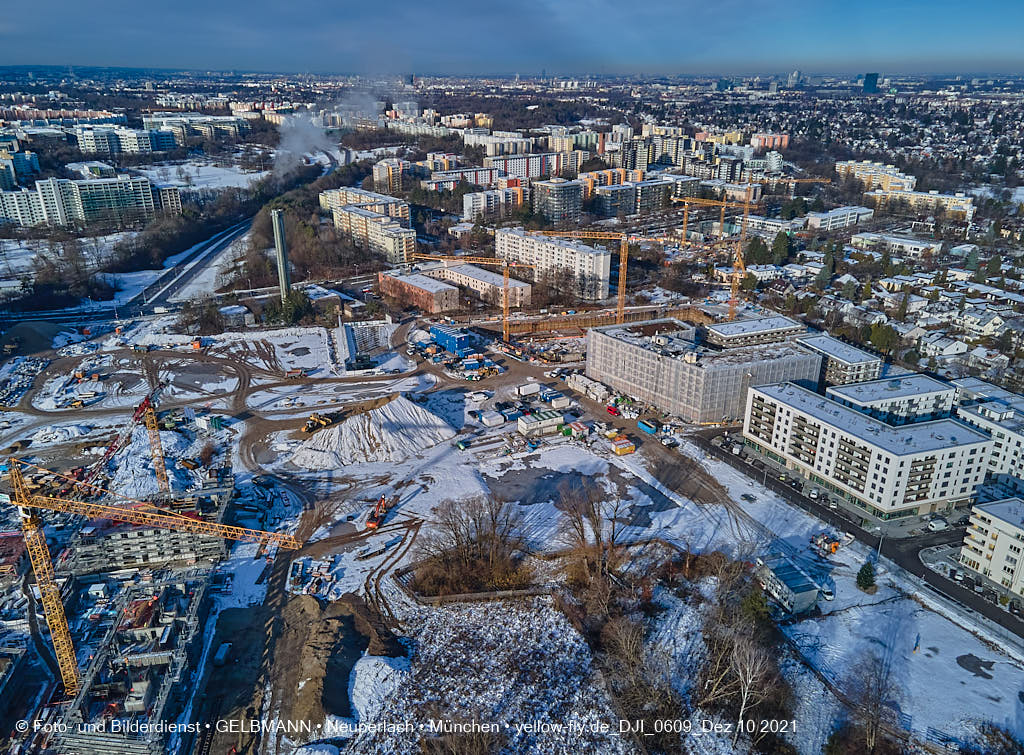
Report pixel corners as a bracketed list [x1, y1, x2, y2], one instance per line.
[133, 161, 269, 190]
[0, 232, 136, 283]
[245, 375, 430, 414]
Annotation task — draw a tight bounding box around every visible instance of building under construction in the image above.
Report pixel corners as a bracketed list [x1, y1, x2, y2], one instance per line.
[585, 317, 821, 423]
[57, 578, 209, 755]
[61, 467, 236, 575]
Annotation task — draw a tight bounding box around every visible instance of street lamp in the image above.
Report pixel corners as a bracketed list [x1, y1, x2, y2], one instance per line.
[873, 526, 885, 560]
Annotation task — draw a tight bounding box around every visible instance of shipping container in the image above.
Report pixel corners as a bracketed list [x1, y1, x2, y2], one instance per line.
[638, 419, 661, 435]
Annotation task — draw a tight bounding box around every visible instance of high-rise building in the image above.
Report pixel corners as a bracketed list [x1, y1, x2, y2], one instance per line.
[532, 177, 583, 223]
[0, 175, 178, 228]
[495, 227, 610, 300]
[864, 72, 880, 93]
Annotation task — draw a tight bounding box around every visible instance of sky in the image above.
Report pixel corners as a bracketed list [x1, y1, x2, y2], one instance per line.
[2, 0, 1024, 76]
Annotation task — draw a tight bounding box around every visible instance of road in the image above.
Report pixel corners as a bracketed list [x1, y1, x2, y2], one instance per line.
[0, 219, 252, 326]
[692, 431, 1024, 639]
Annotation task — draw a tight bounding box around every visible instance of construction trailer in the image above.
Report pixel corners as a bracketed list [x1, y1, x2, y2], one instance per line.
[429, 324, 472, 356]
[755, 556, 819, 615]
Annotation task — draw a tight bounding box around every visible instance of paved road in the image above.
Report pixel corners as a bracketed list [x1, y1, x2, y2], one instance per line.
[0, 219, 252, 326]
[692, 432, 1024, 639]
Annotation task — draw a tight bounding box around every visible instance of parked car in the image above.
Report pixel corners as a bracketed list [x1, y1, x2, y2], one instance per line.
[808, 489, 820, 500]
[740, 493, 756, 502]
[927, 519, 948, 532]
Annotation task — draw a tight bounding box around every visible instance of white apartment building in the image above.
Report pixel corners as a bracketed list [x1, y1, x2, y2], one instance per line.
[462, 187, 526, 221]
[73, 125, 176, 155]
[850, 232, 942, 259]
[956, 390, 1024, 494]
[483, 151, 588, 179]
[332, 205, 414, 265]
[796, 334, 882, 385]
[864, 188, 976, 221]
[805, 205, 874, 231]
[826, 375, 957, 425]
[0, 175, 177, 228]
[495, 227, 610, 300]
[834, 160, 917, 192]
[744, 382, 990, 519]
[421, 263, 531, 306]
[959, 498, 1024, 597]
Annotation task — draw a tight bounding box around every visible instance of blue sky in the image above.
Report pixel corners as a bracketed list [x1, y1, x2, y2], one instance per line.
[3, 0, 1023, 75]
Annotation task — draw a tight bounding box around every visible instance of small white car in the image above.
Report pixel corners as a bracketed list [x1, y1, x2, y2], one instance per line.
[927, 519, 948, 532]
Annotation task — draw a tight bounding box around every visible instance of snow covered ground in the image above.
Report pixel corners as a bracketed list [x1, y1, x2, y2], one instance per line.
[169, 231, 249, 302]
[347, 600, 627, 755]
[290, 395, 455, 468]
[0, 232, 136, 284]
[133, 161, 269, 190]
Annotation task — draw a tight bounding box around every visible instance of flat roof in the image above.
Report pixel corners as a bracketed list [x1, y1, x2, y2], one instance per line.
[976, 498, 1024, 532]
[706, 315, 802, 338]
[498, 227, 611, 257]
[797, 335, 880, 366]
[386, 273, 457, 293]
[438, 264, 529, 289]
[826, 374, 953, 405]
[755, 382, 990, 455]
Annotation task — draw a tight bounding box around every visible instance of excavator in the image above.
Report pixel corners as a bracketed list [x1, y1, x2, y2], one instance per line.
[366, 493, 397, 530]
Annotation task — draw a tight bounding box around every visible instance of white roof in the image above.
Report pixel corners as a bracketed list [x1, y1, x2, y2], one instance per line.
[797, 335, 879, 366]
[390, 273, 457, 293]
[756, 382, 989, 455]
[706, 315, 801, 338]
[826, 374, 953, 404]
[976, 498, 1024, 532]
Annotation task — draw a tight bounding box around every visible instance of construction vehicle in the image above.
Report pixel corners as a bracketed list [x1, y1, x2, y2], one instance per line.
[2, 458, 302, 698]
[284, 368, 307, 379]
[366, 493, 397, 529]
[302, 413, 336, 433]
[410, 254, 535, 343]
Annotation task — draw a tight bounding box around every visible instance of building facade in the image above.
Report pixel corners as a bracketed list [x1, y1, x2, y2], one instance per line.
[825, 375, 957, 425]
[796, 334, 883, 385]
[586, 319, 822, 423]
[744, 382, 990, 519]
[495, 227, 610, 300]
[377, 272, 459, 313]
[421, 263, 531, 306]
[959, 499, 1024, 597]
[532, 177, 583, 223]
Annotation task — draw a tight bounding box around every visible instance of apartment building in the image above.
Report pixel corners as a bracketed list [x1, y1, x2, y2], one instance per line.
[953, 382, 1024, 494]
[425, 166, 500, 189]
[421, 263, 531, 307]
[532, 177, 583, 223]
[463, 133, 533, 156]
[703, 315, 804, 348]
[0, 175, 179, 228]
[864, 188, 976, 221]
[834, 160, 917, 192]
[850, 232, 942, 259]
[319, 186, 410, 222]
[826, 375, 956, 424]
[377, 272, 458, 313]
[141, 112, 250, 143]
[805, 205, 875, 231]
[483, 151, 588, 179]
[744, 382, 990, 519]
[332, 205, 415, 264]
[495, 227, 610, 300]
[372, 157, 414, 192]
[586, 319, 822, 423]
[959, 498, 1024, 597]
[796, 334, 883, 385]
[462, 186, 526, 221]
[750, 133, 790, 150]
[578, 168, 645, 199]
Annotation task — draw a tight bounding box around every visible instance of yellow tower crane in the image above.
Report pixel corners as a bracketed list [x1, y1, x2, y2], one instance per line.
[669, 195, 763, 244]
[4, 459, 302, 698]
[409, 254, 535, 343]
[533, 231, 673, 325]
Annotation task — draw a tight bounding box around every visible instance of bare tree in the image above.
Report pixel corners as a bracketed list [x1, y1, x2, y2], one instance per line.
[848, 646, 898, 753]
[730, 630, 775, 745]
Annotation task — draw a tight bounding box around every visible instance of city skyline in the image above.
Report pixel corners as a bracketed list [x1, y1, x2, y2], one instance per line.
[3, 0, 1024, 76]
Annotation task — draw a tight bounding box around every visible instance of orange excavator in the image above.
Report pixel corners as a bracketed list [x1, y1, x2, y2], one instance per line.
[366, 494, 396, 530]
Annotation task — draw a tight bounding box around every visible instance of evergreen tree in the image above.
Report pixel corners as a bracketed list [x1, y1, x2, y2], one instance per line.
[771, 231, 792, 265]
[857, 561, 876, 590]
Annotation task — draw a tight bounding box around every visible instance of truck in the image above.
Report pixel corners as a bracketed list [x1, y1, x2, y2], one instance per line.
[153, 306, 169, 314]
[213, 643, 232, 667]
